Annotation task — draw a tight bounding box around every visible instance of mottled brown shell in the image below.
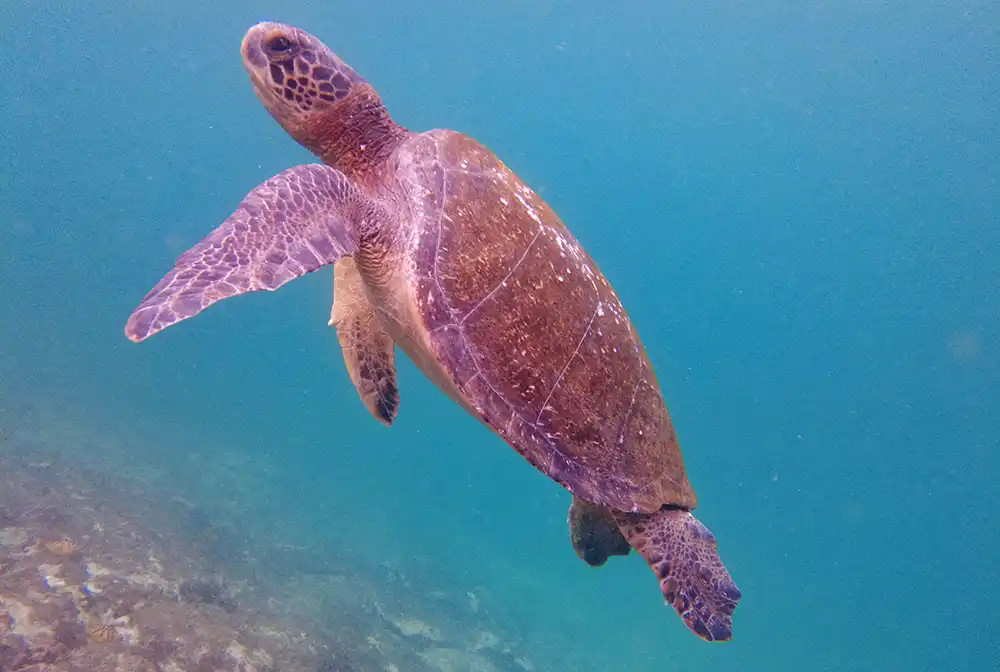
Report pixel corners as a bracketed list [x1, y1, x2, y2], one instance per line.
[396, 130, 697, 514]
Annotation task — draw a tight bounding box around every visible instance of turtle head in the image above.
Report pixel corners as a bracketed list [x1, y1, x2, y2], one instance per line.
[241, 22, 372, 158]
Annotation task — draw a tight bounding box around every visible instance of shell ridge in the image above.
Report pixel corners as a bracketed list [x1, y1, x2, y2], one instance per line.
[457, 227, 542, 326]
[617, 360, 646, 448]
[534, 301, 601, 425]
[430, 158, 460, 326]
[414, 134, 669, 512]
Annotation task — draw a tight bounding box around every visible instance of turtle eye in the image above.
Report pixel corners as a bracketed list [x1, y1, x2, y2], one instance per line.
[266, 35, 295, 55]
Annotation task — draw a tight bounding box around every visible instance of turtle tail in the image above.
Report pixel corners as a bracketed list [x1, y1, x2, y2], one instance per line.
[614, 507, 740, 642]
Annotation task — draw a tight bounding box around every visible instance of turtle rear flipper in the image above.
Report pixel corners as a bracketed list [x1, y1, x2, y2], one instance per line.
[329, 257, 399, 425]
[614, 508, 741, 642]
[568, 496, 630, 567]
[125, 164, 371, 343]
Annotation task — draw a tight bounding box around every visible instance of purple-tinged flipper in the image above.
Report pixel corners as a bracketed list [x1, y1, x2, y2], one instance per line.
[615, 508, 740, 642]
[125, 164, 366, 343]
[329, 257, 400, 425]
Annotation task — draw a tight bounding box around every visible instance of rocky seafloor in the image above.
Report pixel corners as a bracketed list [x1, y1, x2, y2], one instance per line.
[0, 409, 546, 672]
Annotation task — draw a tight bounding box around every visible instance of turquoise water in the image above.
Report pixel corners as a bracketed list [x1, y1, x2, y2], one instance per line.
[2, 1, 998, 670]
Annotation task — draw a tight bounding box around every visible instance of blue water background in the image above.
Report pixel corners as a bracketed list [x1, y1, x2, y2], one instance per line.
[1, 1, 997, 670]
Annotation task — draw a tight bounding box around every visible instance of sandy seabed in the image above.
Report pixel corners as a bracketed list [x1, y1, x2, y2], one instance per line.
[0, 412, 540, 672]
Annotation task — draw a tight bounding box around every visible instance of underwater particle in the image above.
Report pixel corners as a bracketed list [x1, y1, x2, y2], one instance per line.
[947, 328, 982, 364]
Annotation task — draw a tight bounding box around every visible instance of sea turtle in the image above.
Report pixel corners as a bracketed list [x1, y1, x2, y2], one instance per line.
[124, 22, 741, 641]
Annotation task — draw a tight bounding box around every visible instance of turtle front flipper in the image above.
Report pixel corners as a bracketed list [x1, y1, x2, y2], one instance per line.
[567, 496, 631, 567]
[329, 257, 399, 425]
[125, 164, 370, 343]
[614, 508, 740, 642]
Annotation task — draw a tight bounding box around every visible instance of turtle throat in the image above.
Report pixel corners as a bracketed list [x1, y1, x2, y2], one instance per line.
[303, 84, 409, 181]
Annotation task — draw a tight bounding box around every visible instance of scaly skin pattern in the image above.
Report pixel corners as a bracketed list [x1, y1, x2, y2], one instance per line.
[615, 509, 741, 642]
[124, 164, 367, 342]
[330, 257, 399, 425]
[124, 21, 741, 642]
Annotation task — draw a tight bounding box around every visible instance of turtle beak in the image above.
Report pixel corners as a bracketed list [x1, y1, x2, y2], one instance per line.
[241, 23, 270, 70]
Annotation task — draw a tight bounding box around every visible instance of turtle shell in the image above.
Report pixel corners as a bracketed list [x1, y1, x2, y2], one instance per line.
[396, 130, 696, 514]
